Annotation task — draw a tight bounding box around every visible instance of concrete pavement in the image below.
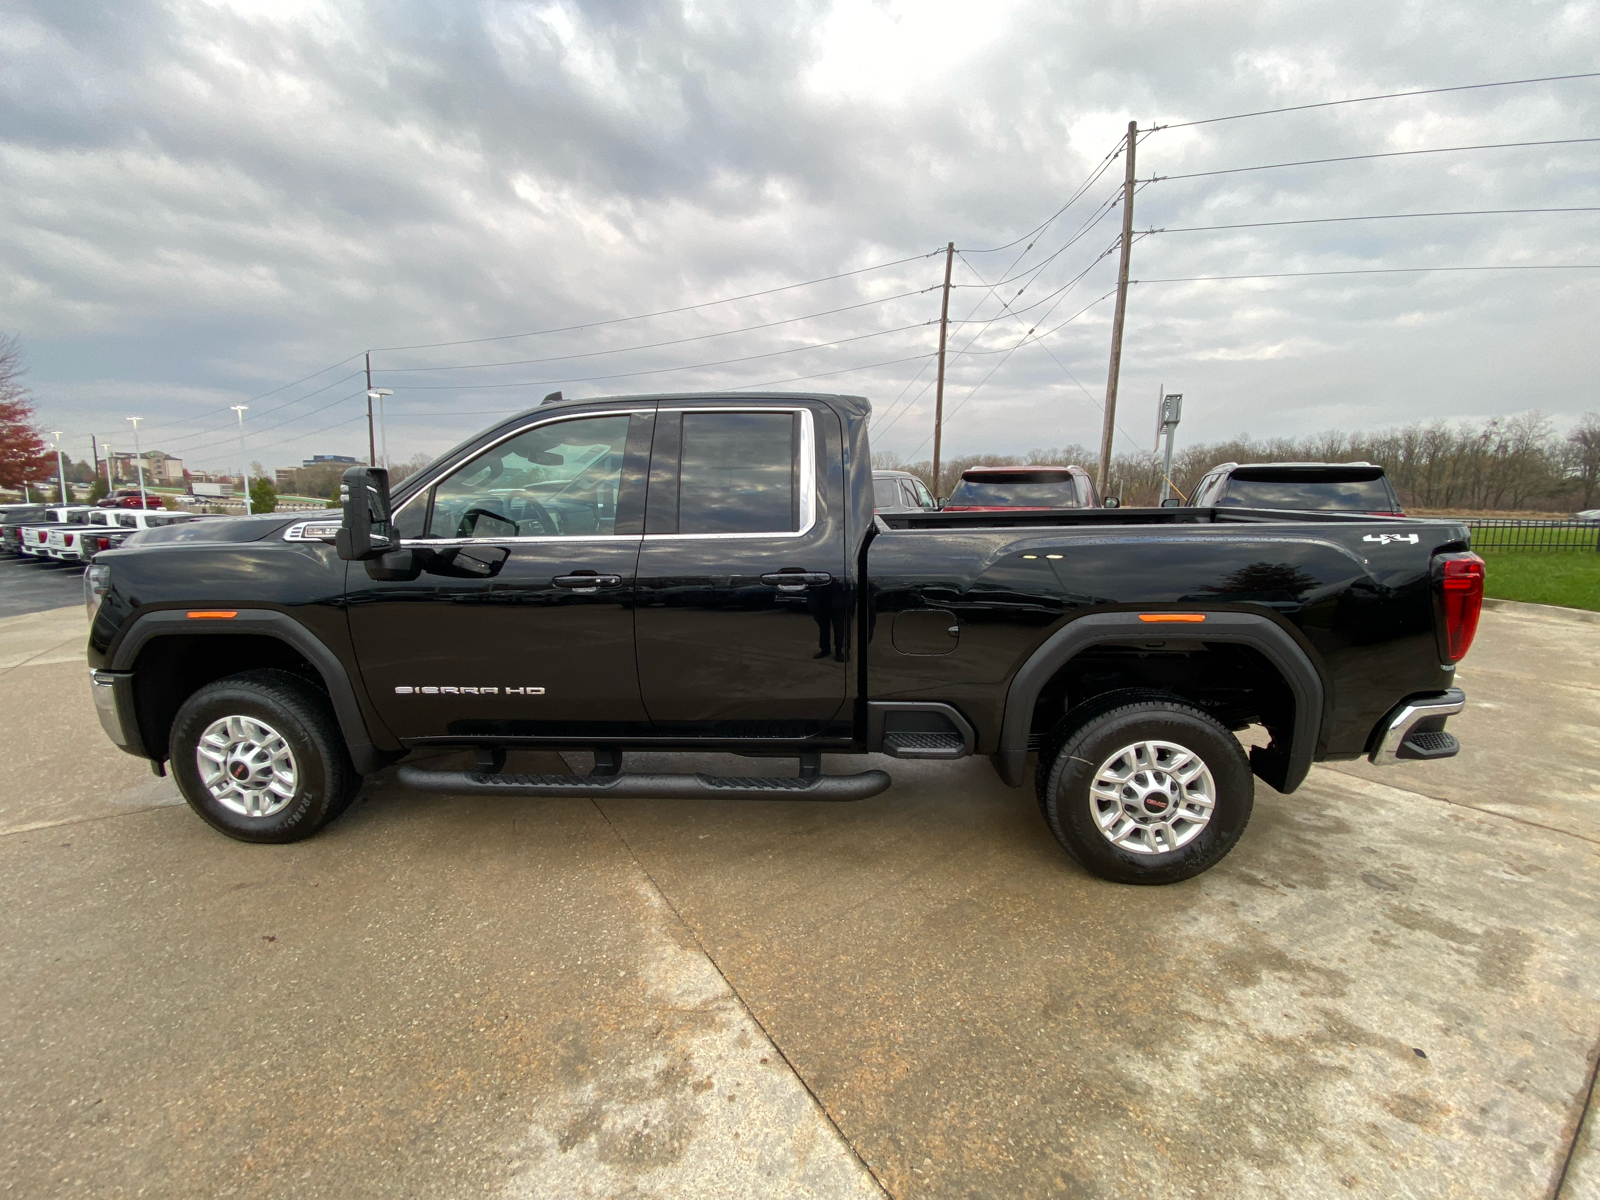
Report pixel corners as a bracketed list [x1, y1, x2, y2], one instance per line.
[0, 603, 1596, 1197]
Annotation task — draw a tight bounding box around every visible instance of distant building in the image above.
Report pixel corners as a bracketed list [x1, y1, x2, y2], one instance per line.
[302, 454, 360, 469]
[110, 450, 184, 484]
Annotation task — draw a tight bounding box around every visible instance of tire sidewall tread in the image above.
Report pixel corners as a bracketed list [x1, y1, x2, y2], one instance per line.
[170, 669, 357, 844]
[1038, 697, 1254, 885]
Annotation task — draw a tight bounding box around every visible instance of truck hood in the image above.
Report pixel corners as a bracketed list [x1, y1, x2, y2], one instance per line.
[120, 514, 303, 547]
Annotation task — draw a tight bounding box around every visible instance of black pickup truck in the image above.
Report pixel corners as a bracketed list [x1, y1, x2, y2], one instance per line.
[84, 391, 1483, 884]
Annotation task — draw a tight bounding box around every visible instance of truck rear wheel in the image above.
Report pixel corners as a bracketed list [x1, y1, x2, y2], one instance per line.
[1036, 696, 1253, 884]
[169, 669, 361, 844]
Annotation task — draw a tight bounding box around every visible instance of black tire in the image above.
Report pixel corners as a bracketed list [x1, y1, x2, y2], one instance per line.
[169, 669, 361, 844]
[1036, 695, 1253, 885]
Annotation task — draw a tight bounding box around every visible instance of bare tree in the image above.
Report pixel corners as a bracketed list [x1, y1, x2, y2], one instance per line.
[1569, 413, 1600, 510]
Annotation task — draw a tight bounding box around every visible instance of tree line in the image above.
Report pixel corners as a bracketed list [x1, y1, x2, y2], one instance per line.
[878, 411, 1600, 513]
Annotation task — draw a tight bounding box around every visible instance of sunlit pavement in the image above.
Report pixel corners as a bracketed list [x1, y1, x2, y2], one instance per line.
[1, 602, 1596, 1198]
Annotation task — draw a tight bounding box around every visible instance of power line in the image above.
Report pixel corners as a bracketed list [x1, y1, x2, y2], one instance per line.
[154, 371, 367, 451]
[134, 356, 365, 436]
[381, 322, 934, 392]
[375, 287, 935, 374]
[175, 388, 369, 458]
[1152, 206, 1600, 234]
[1155, 71, 1600, 131]
[366, 250, 943, 353]
[963, 141, 1128, 255]
[1134, 263, 1600, 283]
[1143, 137, 1600, 182]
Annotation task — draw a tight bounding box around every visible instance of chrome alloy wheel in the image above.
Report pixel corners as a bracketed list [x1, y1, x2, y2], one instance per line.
[196, 715, 298, 818]
[1089, 739, 1215, 855]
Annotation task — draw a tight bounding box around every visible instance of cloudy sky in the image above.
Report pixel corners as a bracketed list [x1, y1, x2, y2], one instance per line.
[3, 0, 1597, 475]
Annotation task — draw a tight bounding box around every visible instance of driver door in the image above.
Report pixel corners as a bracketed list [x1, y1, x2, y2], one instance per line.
[347, 407, 654, 742]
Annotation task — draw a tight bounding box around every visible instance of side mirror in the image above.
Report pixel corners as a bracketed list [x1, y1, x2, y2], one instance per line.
[336, 466, 395, 560]
[1160, 497, 1183, 508]
[1102, 496, 1121, 509]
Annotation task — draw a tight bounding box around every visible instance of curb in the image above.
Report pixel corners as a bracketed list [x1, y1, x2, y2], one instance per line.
[1481, 597, 1600, 625]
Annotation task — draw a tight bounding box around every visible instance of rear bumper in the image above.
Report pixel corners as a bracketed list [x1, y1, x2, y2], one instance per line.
[1368, 689, 1465, 765]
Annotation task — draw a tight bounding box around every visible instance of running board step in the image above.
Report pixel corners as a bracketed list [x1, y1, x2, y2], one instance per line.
[396, 766, 892, 802]
[881, 731, 967, 759]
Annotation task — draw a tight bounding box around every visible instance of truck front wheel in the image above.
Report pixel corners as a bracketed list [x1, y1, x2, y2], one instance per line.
[169, 669, 361, 843]
[1037, 697, 1253, 884]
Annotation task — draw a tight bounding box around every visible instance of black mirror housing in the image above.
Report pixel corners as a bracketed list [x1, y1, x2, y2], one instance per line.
[336, 466, 396, 560]
[1160, 497, 1183, 508]
[1102, 496, 1121, 509]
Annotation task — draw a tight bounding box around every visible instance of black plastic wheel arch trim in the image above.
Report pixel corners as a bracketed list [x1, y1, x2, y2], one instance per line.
[992, 610, 1325, 793]
[396, 765, 892, 801]
[106, 608, 398, 774]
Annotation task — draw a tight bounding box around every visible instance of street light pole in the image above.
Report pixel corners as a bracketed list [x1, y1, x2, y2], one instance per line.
[231, 405, 252, 515]
[51, 431, 67, 504]
[127, 417, 148, 509]
[367, 389, 394, 469]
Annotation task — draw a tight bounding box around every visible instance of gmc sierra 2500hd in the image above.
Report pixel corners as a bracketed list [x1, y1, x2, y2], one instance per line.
[84, 391, 1482, 884]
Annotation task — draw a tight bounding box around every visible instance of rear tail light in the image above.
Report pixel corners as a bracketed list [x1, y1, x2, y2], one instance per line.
[1436, 552, 1485, 662]
[63, 534, 74, 546]
[37, 531, 47, 542]
[97, 536, 111, 551]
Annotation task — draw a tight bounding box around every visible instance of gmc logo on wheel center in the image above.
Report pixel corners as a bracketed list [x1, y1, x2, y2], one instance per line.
[393, 686, 546, 695]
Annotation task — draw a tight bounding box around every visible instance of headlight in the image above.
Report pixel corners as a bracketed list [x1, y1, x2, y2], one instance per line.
[85, 562, 112, 622]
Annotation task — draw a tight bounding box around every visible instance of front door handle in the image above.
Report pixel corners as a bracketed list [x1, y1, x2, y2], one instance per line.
[554, 573, 624, 594]
[760, 571, 833, 591]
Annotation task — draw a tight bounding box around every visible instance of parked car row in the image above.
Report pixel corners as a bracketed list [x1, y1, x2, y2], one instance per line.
[873, 460, 1407, 516]
[0, 503, 206, 566]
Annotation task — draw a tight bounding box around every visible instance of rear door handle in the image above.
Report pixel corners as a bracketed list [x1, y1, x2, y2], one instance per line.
[760, 571, 832, 591]
[553, 574, 624, 593]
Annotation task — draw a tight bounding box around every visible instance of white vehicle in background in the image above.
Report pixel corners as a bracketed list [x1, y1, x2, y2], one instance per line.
[43, 510, 204, 563]
[13, 506, 97, 559]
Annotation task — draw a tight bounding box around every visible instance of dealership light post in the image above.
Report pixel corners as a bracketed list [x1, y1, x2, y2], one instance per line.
[1155, 390, 1183, 505]
[231, 405, 252, 515]
[51, 431, 68, 504]
[367, 389, 393, 468]
[126, 417, 148, 510]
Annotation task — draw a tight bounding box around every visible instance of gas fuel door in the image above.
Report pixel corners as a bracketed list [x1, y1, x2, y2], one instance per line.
[892, 609, 960, 656]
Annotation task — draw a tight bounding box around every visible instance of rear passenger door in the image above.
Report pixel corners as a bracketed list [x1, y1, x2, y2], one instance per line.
[633, 402, 850, 737]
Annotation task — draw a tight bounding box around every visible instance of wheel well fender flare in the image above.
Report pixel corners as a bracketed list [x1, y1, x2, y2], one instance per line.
[993, 611, 1325, 792]
[108, 609, 396, 773]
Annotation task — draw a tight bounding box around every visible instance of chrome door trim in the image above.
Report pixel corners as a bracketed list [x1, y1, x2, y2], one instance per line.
[643, 406, 817, 541]
[390, 408, 656, 528]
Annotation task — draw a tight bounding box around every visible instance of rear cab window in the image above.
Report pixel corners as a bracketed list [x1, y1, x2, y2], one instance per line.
[946, 472, 1082, 508]
[1219, 470, 1396, 511]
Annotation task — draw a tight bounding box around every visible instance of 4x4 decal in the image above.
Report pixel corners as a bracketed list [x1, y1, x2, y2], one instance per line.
[1362, 533, 1420, 546]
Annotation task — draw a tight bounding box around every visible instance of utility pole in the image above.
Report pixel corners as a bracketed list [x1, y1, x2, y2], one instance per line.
[232, 405, 252, 515]
[103, 436, 115, 491]
[51, 431, 67, 503]
[127, 417, 148, 510]
[1096, 120, 1138, 500]
[90, 434, 100, 491]
[365, 352, 377, 467]
[931, 241, 955, 499]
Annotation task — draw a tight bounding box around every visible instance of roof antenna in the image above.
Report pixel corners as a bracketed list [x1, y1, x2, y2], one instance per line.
[542, 390, 563, 405]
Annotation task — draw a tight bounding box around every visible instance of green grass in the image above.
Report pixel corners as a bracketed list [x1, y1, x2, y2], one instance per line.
[1480, 551, 1600, 612]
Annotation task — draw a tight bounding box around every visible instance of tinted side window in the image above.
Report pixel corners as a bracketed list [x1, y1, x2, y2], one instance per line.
[677, 412, 797, 534]
[430, 414, 631, 538]
[873, 478, 902, 509]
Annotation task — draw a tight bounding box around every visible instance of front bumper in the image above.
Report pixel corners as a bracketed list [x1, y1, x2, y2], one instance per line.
[1368, 688, 1465, 765]
[89, 669, 140, 753]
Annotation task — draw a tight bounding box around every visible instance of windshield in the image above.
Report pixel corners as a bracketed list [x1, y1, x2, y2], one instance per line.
[946, 475, 1080, 508]
[1219, 478, 1394, 511]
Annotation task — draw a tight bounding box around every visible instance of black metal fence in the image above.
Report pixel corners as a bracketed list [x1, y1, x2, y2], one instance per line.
[1465, 518, 1600, 552]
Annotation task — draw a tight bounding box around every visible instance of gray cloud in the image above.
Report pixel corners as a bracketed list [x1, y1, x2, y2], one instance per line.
[1, 0, 1596, 472]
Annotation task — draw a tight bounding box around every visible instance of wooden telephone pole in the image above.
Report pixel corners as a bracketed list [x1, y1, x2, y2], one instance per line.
[1096, 121, 1138, 499]
[931, 241, 955, 498]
